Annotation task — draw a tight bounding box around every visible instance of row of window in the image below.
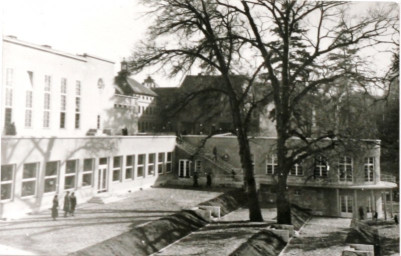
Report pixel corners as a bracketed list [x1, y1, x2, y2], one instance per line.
[138, 121, 155, 132]
[4, 68, 82, 130]
[0, 152, 173, 201]
[265, 155, 375, 182]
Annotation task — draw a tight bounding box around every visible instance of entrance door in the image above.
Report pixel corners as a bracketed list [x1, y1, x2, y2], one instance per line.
[340, 195, 353, 217]
[178, 159, 191, 178]
[97, 158, 108, 193]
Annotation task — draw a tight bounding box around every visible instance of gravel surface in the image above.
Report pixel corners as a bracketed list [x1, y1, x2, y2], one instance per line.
[281, 217, 352, 256]
[0, 188, 222, 256]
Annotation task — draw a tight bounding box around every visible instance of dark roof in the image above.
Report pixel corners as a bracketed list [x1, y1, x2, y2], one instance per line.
[126, 77, 158, 97]
[179, 75, 247, 93]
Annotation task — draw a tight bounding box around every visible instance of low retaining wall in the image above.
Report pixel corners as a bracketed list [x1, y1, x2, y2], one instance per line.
[69, 189, 246, 256]
[230, 230, 287, 256]
[291, 204, 312, 230]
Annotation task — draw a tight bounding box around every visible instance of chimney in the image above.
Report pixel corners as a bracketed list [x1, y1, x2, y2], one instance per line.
[7, 35, 18, 39]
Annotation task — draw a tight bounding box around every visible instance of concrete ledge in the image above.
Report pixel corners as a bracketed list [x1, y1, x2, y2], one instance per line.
[342, 244, 374, 256]
[269, 224, 294, 237]
[266, 227, 290, 243]
[199, 206, 221, 218]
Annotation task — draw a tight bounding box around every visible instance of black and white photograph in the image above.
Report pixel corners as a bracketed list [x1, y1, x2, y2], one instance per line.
[0, 0, 399, 255]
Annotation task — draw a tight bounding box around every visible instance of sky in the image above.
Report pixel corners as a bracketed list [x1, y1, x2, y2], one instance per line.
[1, 0, 399, 87]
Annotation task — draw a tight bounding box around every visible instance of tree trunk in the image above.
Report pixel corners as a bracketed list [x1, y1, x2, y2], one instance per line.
[276, 174, 292, 224]
[237, 131, 264, 222]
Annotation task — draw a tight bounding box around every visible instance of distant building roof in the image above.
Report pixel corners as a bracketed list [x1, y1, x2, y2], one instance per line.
[115, 76, 158, 97]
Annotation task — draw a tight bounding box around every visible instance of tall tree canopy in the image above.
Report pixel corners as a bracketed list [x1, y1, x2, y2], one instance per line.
[130, 0, 399, 223]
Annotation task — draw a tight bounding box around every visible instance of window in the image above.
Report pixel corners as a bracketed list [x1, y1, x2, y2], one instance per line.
[27, 71, 34, 87]
[314, 156, 328, 177]
[65, 160, 77, 190]
[4, 108, 12, 127]
[338, 156, 353, 182]
[166, 152, 172, 173]
[60, 112, 66, 129]
[112, 156, 122, 182]
[290, 163, 303, 176]
[43, 111, 50, 128]
[1, 165, 14, 200]
[22, 163, 38, 197]
[44, 161, 58, 193]
[60, 80, 67, 128]
[44, 75, 52, 91]
[125, 155, 135, 179]
[75, 113, 80, 129]
[148, 153, 155, 175]
[75, 97, 80, 112]
[364, 157, 374, 182]
[82, 159, 94, 186]
[137, 154, 145, 177]
[195, 160, 202, 173]
[266, 155, 277, 174]
[25, 91, 33, 127]
[179, 159, 191, 178]
[6, 68, 13, 87]
[61, 78, 67, 93]
[75, 81, 81, 95]
[5, 88, 13, 107]
[157, 153, 164, 174]
[97, 115, 101, 129]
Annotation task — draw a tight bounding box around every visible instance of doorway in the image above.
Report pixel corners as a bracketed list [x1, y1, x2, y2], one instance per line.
[97, 157, 108, 193]
[340, 195, 353, 217]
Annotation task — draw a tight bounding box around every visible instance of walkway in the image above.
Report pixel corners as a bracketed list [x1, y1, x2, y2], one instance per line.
[281, 217, 352, 256]
[153, 207, 277, 255]
[0, 188, 222, 256]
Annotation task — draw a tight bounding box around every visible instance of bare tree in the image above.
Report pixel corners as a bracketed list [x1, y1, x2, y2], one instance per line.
[130, 0, 398, 223]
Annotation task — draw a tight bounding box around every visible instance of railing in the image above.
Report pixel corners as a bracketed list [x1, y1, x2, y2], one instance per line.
[381, 174, 397, 183]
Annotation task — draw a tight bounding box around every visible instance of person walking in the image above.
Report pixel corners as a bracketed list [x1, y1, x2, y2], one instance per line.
[63, 191, 71, 217]
[206, 172, 212, 187]
[51, 195, 59, 221]
[70, 192, 77, 216]
[212, 147, 217, 161]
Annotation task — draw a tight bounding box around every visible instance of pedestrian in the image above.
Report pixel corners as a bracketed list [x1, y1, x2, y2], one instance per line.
[193, 172, 199, 187]
[70, 192, 77, 216]
[359, 206, 364, 220]
[394, 214, 398, 225]
[373, 211, 378, 221]
[63, 191, 70, 217]
[206, 172, 212, 187]
[213, 146, 217, 161]
[51, 195, 59, 221]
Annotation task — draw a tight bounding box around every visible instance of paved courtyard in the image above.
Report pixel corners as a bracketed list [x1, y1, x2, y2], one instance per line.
[0, 188, 222, 256]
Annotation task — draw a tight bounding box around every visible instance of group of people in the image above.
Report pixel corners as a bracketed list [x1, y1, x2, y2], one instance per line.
[51, 191, 77, 220]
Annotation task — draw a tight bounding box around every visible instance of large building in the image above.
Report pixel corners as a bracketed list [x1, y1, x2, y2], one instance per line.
[0, 36, 396, 220]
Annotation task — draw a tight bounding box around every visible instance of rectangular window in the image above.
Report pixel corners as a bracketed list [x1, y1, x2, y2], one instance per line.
[44, 93, 51, 109]
[148, 153, 155, 175]
[364, 157, 374, 182]
[75, 97, 80, 112]
[112, 156, 122, 182]
[26, 91, 33, 108]
[44, 161, 58, 193]
[314, 156, 328, 177]
[75, 113, 80, 129]
[166, 152, 172, 173]
[195, 160, 202, 173]
[65, 160, 77, 190]
[6, 68, 13, 87]
[60, 112, 66, 129]
[290, 163, 303, 176]
[5, 88, 13, 107]
[22, 163, 38, 197]
[25, 91, 33, 128]
[76, 81, 81, 95]
[266, 155, 277, 174]
[61, 95, 66, 111]
[43, 111, 50, 128]
[45, 75, 52, 91]
[82, 159, 94, 186]
[125, 155, 135, 179]
[61, 78, 67, 93]
[137, 154, 145, 177]
[157, 153, 164, 174]
[4, 108, 12, 126]
[338, 156, 353, 182]
[1, 165, 14, 201]
[25, 110, 32, 128]
[97, 115, 101, 129]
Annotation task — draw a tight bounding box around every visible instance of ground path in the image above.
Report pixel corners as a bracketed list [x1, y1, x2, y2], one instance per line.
[281, 217, 352, 256]
[0, 188, 222, 256]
